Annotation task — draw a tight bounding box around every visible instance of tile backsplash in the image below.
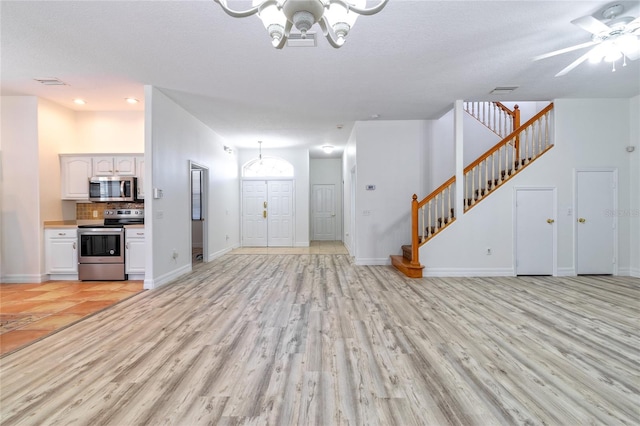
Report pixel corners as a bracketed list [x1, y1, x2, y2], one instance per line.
[76, 202, 144, 220]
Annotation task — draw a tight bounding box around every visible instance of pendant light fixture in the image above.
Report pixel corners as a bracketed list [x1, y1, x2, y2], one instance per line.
[213, 0, 389, 49]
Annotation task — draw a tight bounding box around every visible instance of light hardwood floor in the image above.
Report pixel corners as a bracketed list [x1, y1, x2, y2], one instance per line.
[0, 253, 638, 425]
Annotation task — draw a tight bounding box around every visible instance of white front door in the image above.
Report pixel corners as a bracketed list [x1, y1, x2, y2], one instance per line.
[242, 180, 293, 247]
[312, 184, 336, 241]
[242, 180, 268, 247]
[267, 180, 293, 247]
[515, 188, 555, 275]
[576, 170, 616, 275]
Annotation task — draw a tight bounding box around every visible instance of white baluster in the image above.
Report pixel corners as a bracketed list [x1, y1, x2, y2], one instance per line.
[498, 146, 503, 184]
[490, 153, 495, 190]
[524, 128, 530, 165]
[471, 169, 476, 205]
[421, 205, 426, 242]
[447, 185, 452, 222]
[427, 201, 432, 238]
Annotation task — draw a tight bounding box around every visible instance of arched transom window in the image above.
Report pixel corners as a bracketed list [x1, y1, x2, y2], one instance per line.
[243, 156, 294, 177]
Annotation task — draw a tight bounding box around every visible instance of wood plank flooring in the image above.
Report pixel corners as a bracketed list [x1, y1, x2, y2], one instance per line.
[0, 253, 638, 425]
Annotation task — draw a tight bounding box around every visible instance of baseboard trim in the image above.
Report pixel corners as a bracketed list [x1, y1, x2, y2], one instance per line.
[144, 264, 192, 290]
[556, 267, 575, 276]
[423, 267, 514, 277]
[208, 247, 233, 261]
[617, 267, 639, 277]
[355, 258, 391, 266]
[294, 242, 310, 248]
[0, 273, 48, 283]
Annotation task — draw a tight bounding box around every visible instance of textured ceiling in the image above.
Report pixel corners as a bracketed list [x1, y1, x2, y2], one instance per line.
[2, 0, 639, 158]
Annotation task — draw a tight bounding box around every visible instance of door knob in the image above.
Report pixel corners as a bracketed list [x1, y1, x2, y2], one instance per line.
[547, 218, 554, 224]
[578, 218, 586, 223]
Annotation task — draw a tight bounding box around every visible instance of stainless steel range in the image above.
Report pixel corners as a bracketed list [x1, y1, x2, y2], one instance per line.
[77, 209, 144, 281]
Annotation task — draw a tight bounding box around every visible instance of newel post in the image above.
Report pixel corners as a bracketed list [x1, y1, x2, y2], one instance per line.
[411, 194, 419, 266]
[513, 104, 521, 157]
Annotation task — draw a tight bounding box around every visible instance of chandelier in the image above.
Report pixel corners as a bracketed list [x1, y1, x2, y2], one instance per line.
[213, 0, 389, 49]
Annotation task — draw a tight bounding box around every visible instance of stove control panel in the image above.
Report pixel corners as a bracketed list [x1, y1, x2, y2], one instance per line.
[104, 209, 144, 219]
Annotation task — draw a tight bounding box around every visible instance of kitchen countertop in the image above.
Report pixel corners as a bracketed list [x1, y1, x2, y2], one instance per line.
[44, 220, 145, 229]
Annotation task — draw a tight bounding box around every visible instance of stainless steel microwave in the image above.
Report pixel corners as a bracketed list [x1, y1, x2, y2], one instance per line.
[88, 176, 138, 202]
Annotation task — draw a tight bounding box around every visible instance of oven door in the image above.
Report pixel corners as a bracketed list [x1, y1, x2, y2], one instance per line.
[78, 228, 125, 264]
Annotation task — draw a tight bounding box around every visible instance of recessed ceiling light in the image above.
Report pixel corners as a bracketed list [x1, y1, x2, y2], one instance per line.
[73, 98, 86, 105]
[322, 145, 334, 154]
[125, 97, 139, 104]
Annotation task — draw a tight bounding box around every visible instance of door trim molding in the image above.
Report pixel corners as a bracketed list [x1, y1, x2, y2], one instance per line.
[513, 186, 558, 276]
[573, 168, 618, 275]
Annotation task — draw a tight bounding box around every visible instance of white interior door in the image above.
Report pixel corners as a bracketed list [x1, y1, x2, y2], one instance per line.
[267, 181, 293, 246]
[312, 184, 336, 241]
[242, 180, 268, 247]
[515, 188, 555, 275]
[576, 170, 616, 275]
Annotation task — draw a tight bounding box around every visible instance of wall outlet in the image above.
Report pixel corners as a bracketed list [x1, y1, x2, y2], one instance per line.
[486, 247, 492, 255]
[92, 210, 98, 218]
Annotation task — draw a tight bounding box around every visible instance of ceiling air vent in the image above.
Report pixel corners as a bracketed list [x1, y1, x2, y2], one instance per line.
[490, 86, 518, 95]
[34, 77, 67, 86]
[287, 32, 317, 47]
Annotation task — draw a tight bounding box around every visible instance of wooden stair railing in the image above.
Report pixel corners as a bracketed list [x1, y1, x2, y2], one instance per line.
[464, 102, 554, 211]
[464, 101, 520, 139]
[392, 102, 554, 278]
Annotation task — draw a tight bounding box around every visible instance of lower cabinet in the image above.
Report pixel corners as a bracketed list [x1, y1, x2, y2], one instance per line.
[45, 228, 78, 279]
[125, 228, 145, 278]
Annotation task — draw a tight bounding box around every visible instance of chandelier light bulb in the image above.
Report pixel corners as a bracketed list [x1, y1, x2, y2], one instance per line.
[214, 0, 389, 49]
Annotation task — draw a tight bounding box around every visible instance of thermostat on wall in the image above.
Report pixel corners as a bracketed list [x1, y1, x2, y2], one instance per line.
[365, 185, 376, 191]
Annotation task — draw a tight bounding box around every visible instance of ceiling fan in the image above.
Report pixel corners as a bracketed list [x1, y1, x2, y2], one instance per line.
[534, 3, 640, 76]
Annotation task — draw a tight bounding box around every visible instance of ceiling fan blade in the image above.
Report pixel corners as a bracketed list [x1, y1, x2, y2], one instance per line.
[533, 41, 597, 61]
[622, 43, 640, 60]
[627, 16, 640, 33]
[555, 49, 593, 77]
[571, 15, 610, 35]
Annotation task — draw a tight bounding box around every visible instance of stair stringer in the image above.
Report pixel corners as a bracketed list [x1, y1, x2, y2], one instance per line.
[419, 148, 556, 277]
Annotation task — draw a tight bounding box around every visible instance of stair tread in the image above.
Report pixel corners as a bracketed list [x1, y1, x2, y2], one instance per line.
[390, 255, 424, 278]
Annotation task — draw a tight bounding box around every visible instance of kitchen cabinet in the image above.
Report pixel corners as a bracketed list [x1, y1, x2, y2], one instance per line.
[125, 228, 145, 277]
[92, 156, 136, 176]
[60, 156, 92, 200]
[135, 156, 145, 199]
[45, 228, 78, 277]
[59, 153, 143, 200]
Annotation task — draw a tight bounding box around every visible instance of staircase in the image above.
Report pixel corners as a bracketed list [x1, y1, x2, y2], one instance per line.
[391, 102, 554, 278]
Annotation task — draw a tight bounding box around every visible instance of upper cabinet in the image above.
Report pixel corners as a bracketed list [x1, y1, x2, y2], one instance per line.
[60, 154, 143, 200]
[92, 156, 136, 176]
[60, 156, 92, 199]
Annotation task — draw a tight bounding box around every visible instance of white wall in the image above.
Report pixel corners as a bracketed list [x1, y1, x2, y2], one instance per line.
[38, 99, 78, 222]
[310, 158, 343, 241]
[352, 120, 426, 264]
[629, 95, 639, 277]
[75, 111, 144, 152]
[145, 87, 239, 289]
[342, 129, 357, 255]
[1, 96, 42, 282]
[421, 98, 634, 276]
[237, 147, 310, 247]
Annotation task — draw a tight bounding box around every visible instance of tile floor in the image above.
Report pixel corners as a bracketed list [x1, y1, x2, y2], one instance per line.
[0, 281, 144, 356]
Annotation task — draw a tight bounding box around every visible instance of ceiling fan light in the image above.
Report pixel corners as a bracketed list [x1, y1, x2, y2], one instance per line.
[604, 48, 622, 62]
